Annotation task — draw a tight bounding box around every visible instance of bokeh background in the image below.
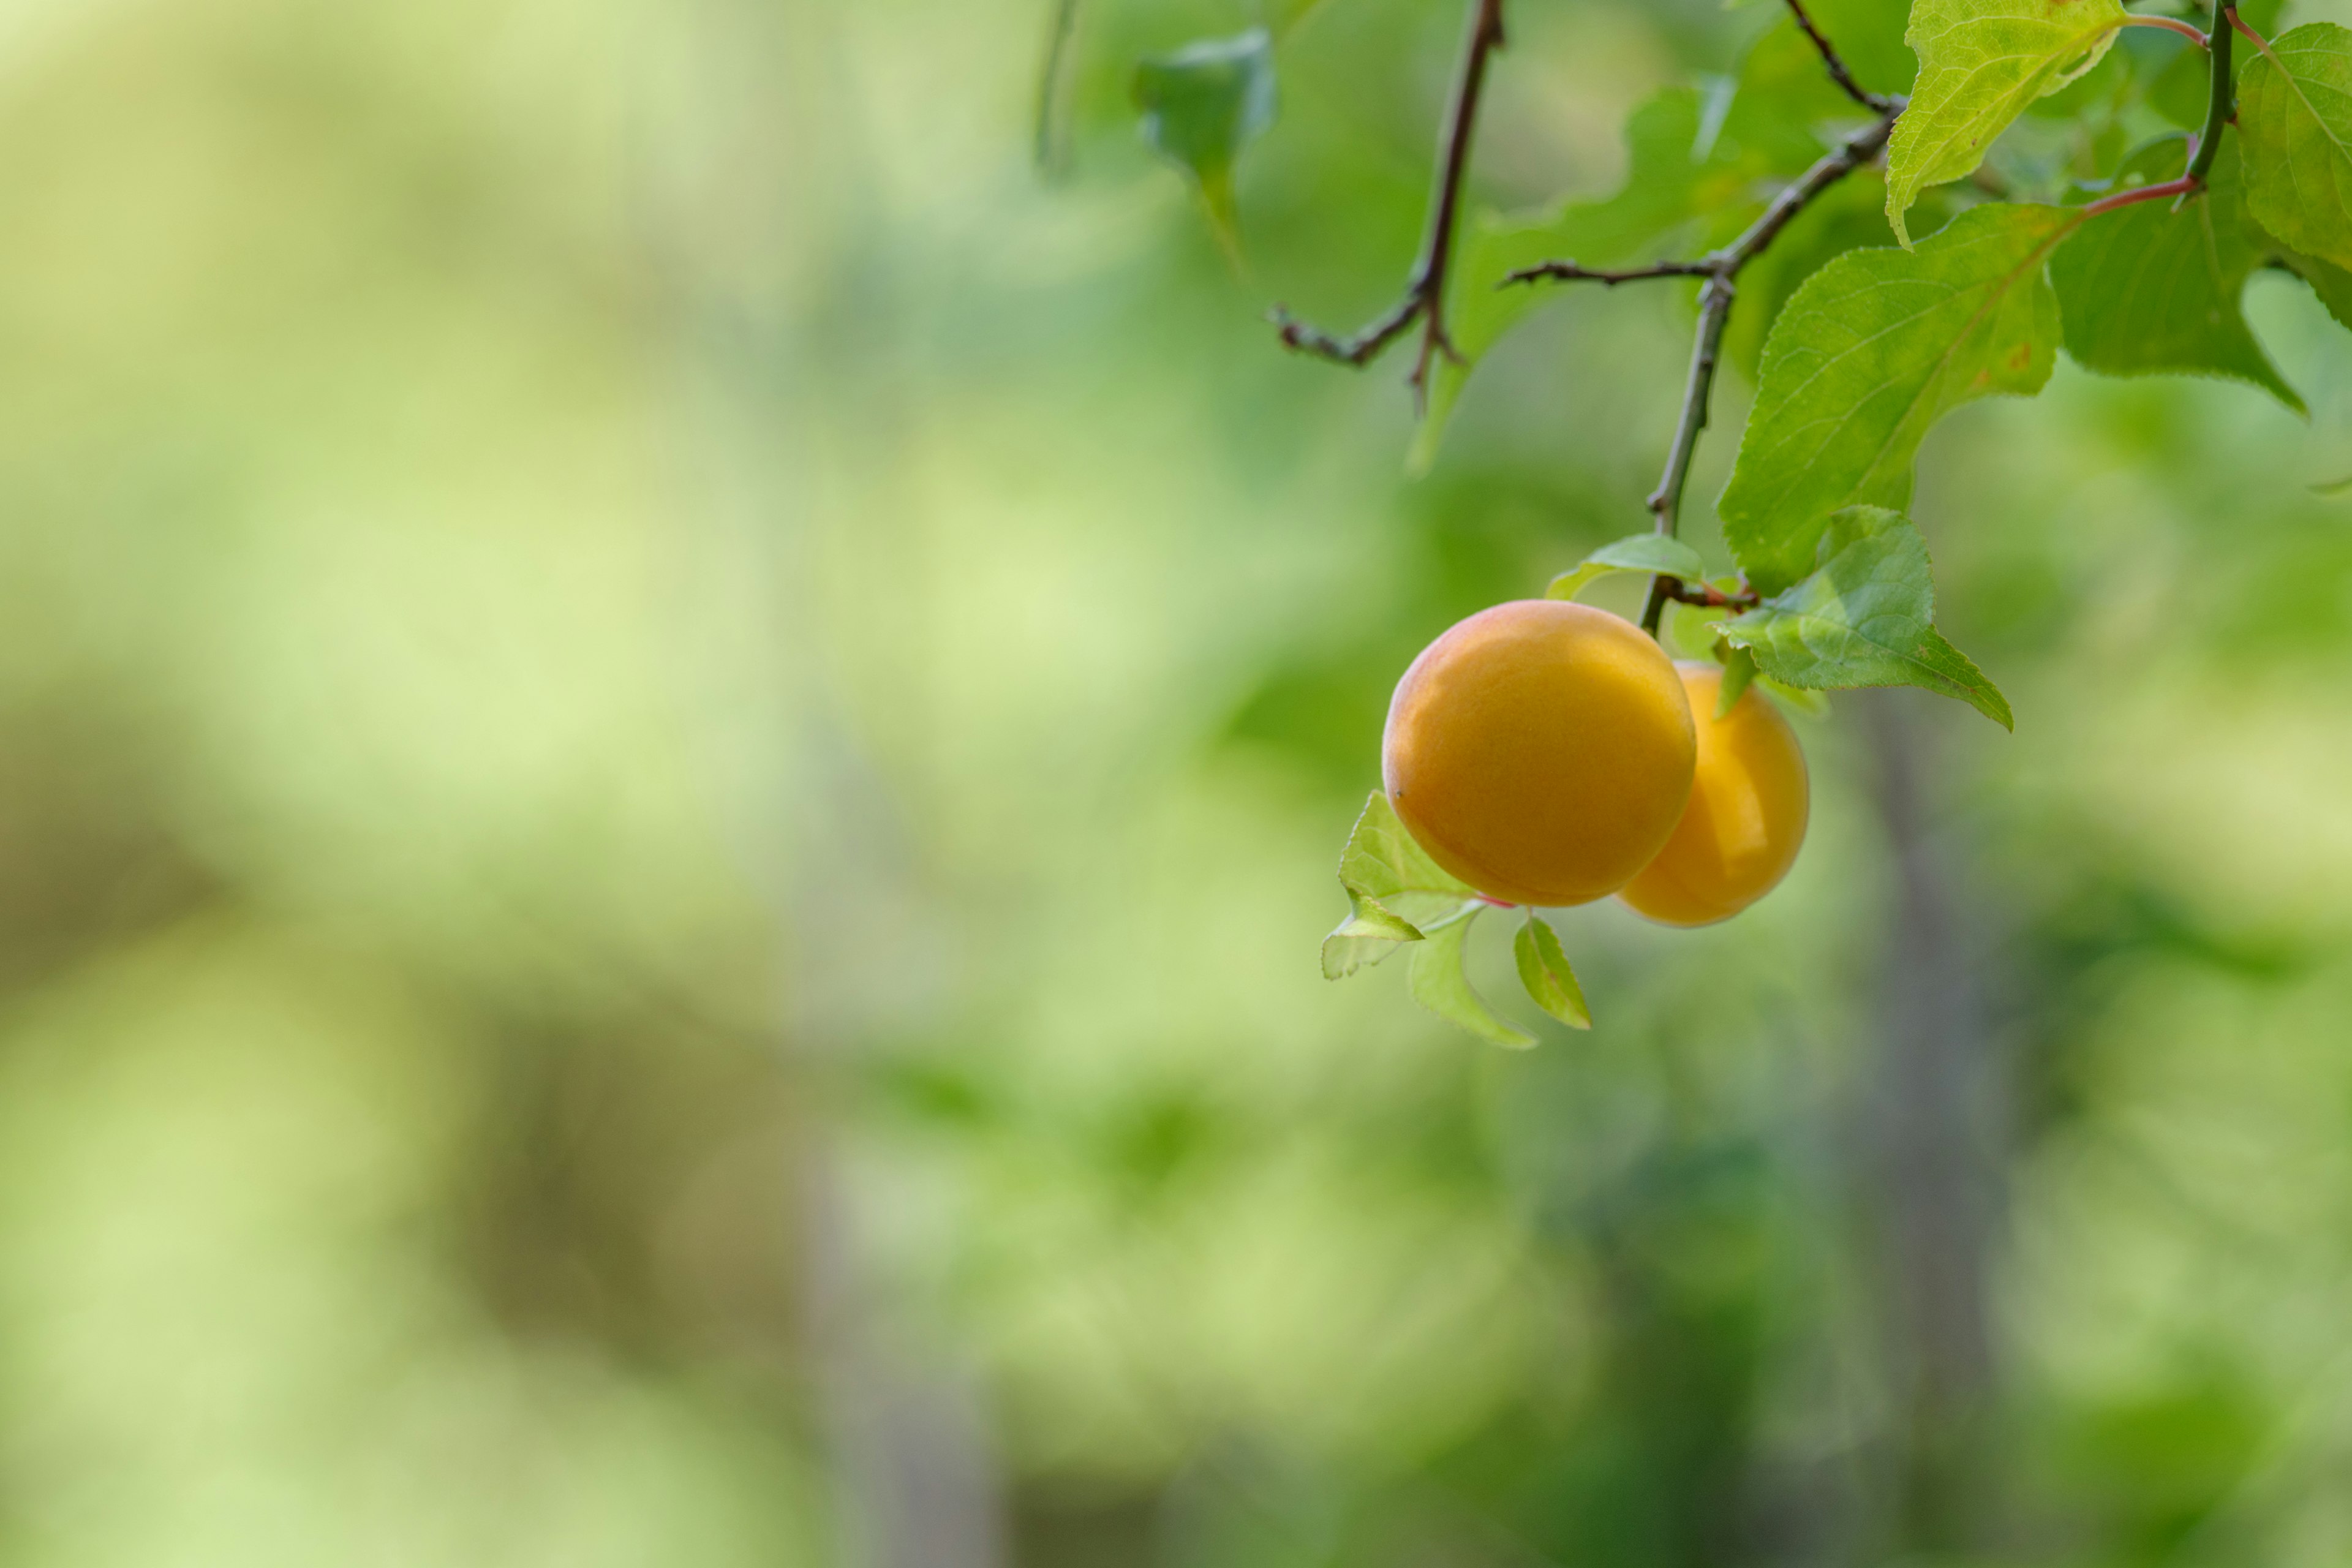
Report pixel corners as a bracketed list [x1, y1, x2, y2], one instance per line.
[8, 0, 2352, 1562]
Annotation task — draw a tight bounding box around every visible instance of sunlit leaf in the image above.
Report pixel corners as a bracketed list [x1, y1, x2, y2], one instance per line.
[1718, 202, 2076, 595]
[1135, 29, 1276, 249]
[1322, 790, 1476, 980]
[1512, 913, 1592, 1031]
[2238, 23, 2352, 273]
[1546, 533, 1706, 601]
[2052, 138, 2301, 411]
[1716, 506, 2013, 728]
[1886, 0, 2127, 245]
[1409, 905, 1535, 1047]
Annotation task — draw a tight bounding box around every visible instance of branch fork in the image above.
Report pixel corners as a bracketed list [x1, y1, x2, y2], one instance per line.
[1271, 0, 1505, 408]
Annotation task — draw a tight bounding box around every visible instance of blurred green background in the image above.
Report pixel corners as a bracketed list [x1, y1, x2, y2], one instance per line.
[9, 0, 2352, 1562]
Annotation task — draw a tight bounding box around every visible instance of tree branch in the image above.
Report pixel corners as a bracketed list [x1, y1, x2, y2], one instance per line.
[1502, 258, 1716, 288]
[1782, 0, 1898, 113]
[1640, 276, 1737, 633]
[1272, 0, 1506, 408]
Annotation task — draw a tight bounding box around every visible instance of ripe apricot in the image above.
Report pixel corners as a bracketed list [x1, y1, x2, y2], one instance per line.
[1618, 662, 1809, 927]
[1382, 600, 1697, 908]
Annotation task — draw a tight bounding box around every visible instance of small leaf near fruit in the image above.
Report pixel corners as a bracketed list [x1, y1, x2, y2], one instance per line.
[1323, 791, 1477, 981]
[1547, 534, 1708, 603]
[1409, 905, 1536, 1048]
[1513, 913, 1593, 1031]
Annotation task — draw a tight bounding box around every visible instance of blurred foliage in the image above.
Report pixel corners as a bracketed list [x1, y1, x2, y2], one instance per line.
[2, 0, 2352, 1565]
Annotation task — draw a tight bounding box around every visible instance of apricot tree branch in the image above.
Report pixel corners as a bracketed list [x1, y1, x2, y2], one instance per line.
[1272, 0, 1506, 407]
[1503, 258, 1716, 287]
[1640, 276, 1737, 633]
[1782, 0, 1898, 113]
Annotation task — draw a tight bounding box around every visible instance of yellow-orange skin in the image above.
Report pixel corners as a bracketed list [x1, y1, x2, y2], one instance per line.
[1619, 663, 1810, 927]
[1382, 601, 1697, 908]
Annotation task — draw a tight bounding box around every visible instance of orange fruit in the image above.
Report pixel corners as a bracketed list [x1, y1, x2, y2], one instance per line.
[1619, 661, 1809, 927]
[1382, 601, 1696, 907]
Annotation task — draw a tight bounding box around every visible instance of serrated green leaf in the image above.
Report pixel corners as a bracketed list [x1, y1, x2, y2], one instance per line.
[1887, 0, 2127, 246]
[1716, 643, 1760, 718]
[1409, 905, 1535, 1048]
[1717, 506, 2013, 728]
[2239, 23, 2352, 273]
[1545, 533, 1707, 601]
[2052, 137, 2302, 411]
[1513, 913, 1593, 1031]
[1725, 170, 1894, 376]
[1322, 791, 1476, 980]
[1136, 30, 1276, 247]
[1719, 202, 2077, 595]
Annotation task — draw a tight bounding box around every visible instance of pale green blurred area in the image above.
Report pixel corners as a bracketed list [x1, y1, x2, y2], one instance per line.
[10, 0, 2352, 1562]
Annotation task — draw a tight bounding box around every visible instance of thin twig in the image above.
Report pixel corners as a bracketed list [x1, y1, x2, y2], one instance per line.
[1272, 0, 1506, 407]
[1640, 276, 1738, 633]
[1506, 108, 1898, 300]
[2079, 172, 2201, 216]
[1782, 0, 1898, 113]
[1502, 258, 1716, 288]
[1658, 578, 1760, 611]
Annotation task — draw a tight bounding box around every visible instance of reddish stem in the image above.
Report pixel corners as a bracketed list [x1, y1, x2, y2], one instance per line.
[2228, 6, 2272, 55]
[2080, 173, 2200, 217]
[2122, 13, 2207, 45]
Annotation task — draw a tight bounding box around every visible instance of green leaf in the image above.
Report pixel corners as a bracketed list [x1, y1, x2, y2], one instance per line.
[1886, 0, 2127, 246]
[1135, 30, 1276, 249]
[2239, 23, 2352, 274]
[1546, 533, 1707, 601]
[1409, 905, 1535, 1048]
[1719, 201, 2077, 595]
[1715, 643, 1760, 718]
[1725, 170, 1890, 376]
[1322, 791, 1476, 980]
[1716, 506, 2013, 728]
[2051, 137, 2302, 412]
[1513, 913, 1593, 1031]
